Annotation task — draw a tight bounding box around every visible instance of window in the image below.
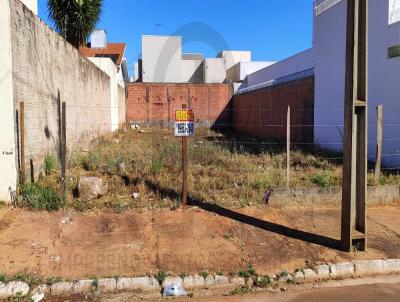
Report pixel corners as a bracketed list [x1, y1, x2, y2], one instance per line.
[388, 45, 400, 59]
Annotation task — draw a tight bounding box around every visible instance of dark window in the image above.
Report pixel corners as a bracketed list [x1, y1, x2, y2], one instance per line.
[388, 45, 400, 59]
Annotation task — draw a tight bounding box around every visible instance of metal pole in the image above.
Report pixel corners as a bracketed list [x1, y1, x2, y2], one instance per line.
[287, 105, 291, 192]
[181, 104, 188, 208]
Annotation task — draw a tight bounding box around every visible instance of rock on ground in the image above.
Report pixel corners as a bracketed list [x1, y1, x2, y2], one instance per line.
[78, 176, 108, 200]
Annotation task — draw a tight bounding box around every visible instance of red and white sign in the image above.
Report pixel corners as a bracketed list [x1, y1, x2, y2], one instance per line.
[174, 109, 194, 137]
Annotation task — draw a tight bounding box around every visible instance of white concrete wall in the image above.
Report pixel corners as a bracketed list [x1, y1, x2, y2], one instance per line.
[204, 58, 226, 83]
[181, 59, 203, 83]
[20, 0, 36, 14]
[0, 0, 122, 201]
[313, 0, 347, 150]
[314, 0, 400, 167]
[230, 61, 275, 83]
[134, 62, 139, 82]
[0, 0, 17, 202]
[218, 50, 251, 70]
[88, 57, 125, 131]
[142, 35, 182, 83]
[241, 48, 314, 89]
[219, 51, 252, 83]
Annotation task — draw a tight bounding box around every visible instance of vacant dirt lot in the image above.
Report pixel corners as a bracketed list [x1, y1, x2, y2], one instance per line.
[0, 204, 399, 279]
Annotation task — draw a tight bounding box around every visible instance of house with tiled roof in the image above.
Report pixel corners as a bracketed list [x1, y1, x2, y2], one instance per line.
[80, 30, 129, 84]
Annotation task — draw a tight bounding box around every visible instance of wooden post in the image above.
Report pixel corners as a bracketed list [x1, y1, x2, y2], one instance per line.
[19, 101, 25, 185]
[374, 105, 383, 186]
[286, 105, 291, 192]
[167, 86, 171, 129]
[341, 0, 368, 252]
[61, 102, 67, 201]
[181, 104, 188, 208]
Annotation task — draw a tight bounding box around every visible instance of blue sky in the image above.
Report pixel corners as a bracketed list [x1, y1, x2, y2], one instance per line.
[38, 0, 314, 76]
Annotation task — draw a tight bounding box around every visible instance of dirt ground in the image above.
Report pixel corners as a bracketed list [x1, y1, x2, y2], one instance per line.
[0, 204, 399, 279]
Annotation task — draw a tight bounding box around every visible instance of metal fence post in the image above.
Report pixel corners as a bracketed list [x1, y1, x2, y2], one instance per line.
[374, 105, 383, 186]
[287, 105, 291, 192]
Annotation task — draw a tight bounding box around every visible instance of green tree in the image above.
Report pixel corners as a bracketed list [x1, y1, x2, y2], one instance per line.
[47, 0, 103, 48]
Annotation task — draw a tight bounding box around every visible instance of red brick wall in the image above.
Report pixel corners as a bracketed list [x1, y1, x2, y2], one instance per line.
[126, 83, 233, 128]
[233, 77, 314, 143]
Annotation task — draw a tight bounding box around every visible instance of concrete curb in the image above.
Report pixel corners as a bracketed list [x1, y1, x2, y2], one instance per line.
[1, 259, 399, 300]
[271, 185, 400, 207]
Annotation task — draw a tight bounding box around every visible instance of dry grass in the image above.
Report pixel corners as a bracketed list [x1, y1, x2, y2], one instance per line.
[30, 128, 400, 211]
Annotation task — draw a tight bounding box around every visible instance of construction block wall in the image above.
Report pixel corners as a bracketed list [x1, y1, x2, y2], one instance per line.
[126, 83, 233, 128]
[233, 77, 315, 143]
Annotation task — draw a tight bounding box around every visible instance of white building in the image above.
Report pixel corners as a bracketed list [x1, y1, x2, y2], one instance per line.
[137, 35, 274, 85]
[237, 0, 400, 168]
[20, 0, 37, 14]
[142, 35, 183, 83]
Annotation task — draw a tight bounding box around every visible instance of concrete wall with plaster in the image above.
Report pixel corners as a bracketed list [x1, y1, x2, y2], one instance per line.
[314, 0, 400, 167]
[181, 59, 203, 83]
[204, 58, 226, 83]
[142, 35, 182, 83]
[241, 49, 314, 90]
[88, 57, 126, 131]
[20, 0, 36, 14]
[0, 0, 18, 202]
[0, 0, 124, 201]
[230, 61, 275, 83]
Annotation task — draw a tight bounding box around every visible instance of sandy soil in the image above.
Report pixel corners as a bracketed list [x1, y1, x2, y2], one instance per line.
[0, 204, 399, 279]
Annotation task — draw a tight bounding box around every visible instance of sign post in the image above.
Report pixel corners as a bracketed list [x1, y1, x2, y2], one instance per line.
[175, 104, 194, 208]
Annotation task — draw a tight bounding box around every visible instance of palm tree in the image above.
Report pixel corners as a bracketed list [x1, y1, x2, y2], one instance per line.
[47, 0, 103, 48]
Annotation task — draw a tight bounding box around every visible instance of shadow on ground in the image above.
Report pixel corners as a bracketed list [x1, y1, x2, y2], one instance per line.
[144, 179, 342, 251]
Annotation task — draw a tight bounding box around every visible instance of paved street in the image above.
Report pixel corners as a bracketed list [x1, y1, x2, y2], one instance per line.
[186, 282, 400, 302]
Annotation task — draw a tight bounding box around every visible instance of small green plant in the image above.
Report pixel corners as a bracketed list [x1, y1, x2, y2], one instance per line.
[45, 276, 62, 285]
[216, 271, 224, 276]
[10, 292, 25, 302]
[254, 275, 273, 288]
[277, 270, 289, 278]
[82, 151, 100, 171]
[238, 264, 256, 279]
[199, 271, 209, 279]
[44, 154, 56, 175]
[0, 273, 7, 282]
[294, 267, 305, 274]
[238, 269, 249, 279]
[149, 155, 165, 174]
[20, 183, 63, 211]
[230, 285, 252, 296]
[311, 171, 334, 188]
[247, 264, 256, 276]
[12, 273, 42, 287]
[154, 271, 167, 285]
[91, 278, 99, 289]
[251, 174, 277, 190]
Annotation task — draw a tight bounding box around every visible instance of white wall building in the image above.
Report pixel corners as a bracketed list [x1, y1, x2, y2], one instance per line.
[236, 0, 400, 168]
[20, 0, 37, 14]
[142, 35, 182, 83]
[204, 58, 226, 83]
[88, 57, 125, 132]
[314, 0, 400, 168]
[137, 35, 271, 84]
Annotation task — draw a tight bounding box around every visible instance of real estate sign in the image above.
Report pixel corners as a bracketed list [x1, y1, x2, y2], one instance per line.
[174, 109, 194, 137]
[389, 0, 400, 25]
